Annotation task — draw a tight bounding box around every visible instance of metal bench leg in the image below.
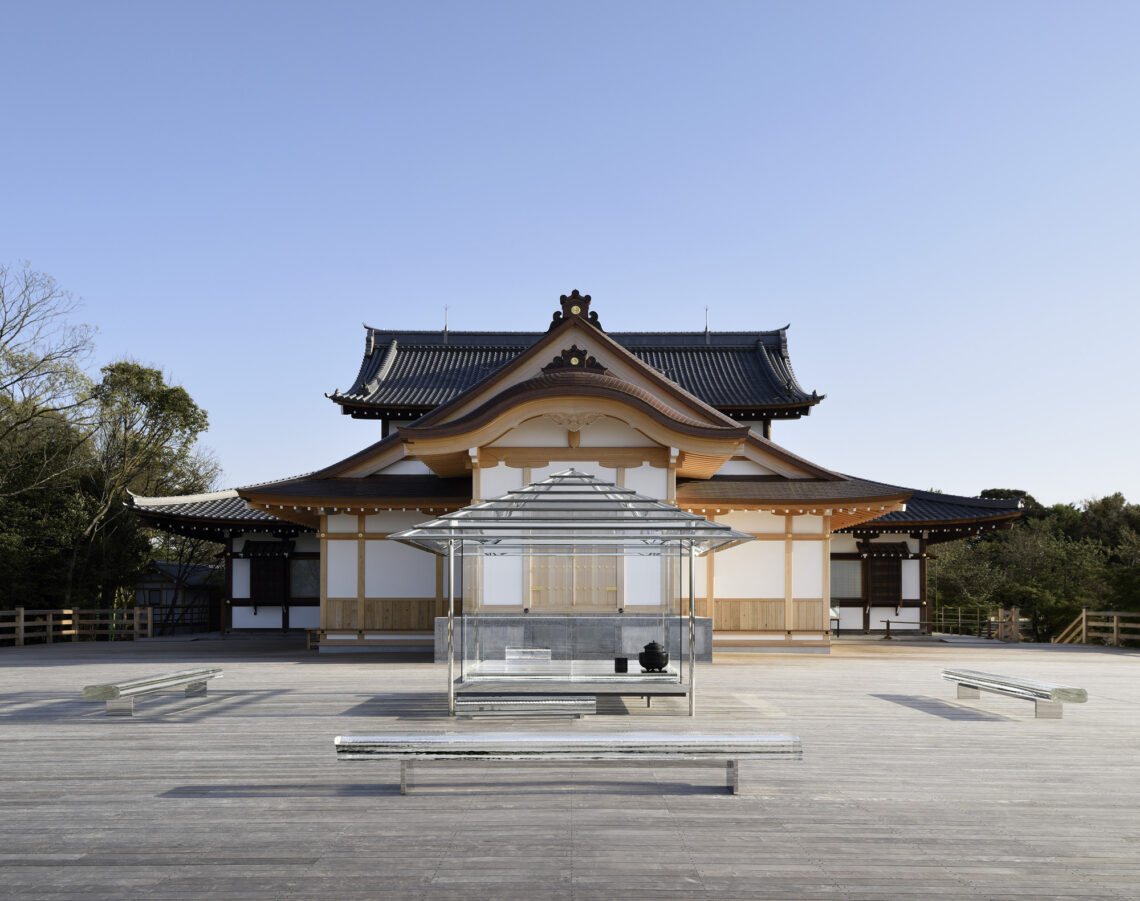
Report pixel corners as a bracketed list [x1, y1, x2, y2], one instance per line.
[1035, 699, 1063, 719]
[401, 761, 413, 794]
[105, 698, 134, 716]
[726, 761, 739, 794]
[184, 681, 208, 697]
[957, 685, 980, 699]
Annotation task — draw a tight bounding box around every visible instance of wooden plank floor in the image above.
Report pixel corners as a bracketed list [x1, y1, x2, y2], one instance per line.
[1, 635, 1137, 900]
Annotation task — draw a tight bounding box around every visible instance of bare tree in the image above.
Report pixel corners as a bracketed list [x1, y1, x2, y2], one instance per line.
[0, 263, 95, 496]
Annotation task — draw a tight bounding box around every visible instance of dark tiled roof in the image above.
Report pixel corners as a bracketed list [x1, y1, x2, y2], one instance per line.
[128, 490, 282, 523]
[852, 489, 1022, 529]
[239, 474, 473, 502]
[403, 370, 748, 437]
[675, 475, 909, 504]
[329, 327, 820, 417]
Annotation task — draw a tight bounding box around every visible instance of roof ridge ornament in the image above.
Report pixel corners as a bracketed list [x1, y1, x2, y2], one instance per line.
[541, 343, 606, 373]
[548, 290, 602, 331]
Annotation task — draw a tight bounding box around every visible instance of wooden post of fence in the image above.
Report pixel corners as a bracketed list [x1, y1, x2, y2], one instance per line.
[1081, 606, 1089, 644]
[1011, 605, 1020, 642]
[46, 612, 53, 644]
[70, 609, 79, 641]
[131, 607, 139, 641]
[1112, 613, 1121, 647]
[15, 607, 24, 646]
[147, 606, 154, 639]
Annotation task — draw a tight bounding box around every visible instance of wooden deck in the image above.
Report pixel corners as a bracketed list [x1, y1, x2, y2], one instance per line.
[1, 635, 1138, 899]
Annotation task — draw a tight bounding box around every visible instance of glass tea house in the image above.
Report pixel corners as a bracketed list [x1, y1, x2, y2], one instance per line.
[390, 470, 753, 714]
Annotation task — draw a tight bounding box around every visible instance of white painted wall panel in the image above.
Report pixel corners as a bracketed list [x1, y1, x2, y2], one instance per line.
[624, 556, 663, 605]
[377, 459, 433, 474]
[792, 515, 823, 534]
[365, 511, 431, 532]
[719, 511, 785, 533]
[792, 541, 824, 598]
[364, 540, 436, 597]
[326, 514, 357, 533]
[231, 559, 250, 598]
[481, 463, 523, 499]
[716, 541, 785, 598]
[679, 552, 708, 596]
[579, 417, 651, 447]
[839, 607, 864, 631]
[232, 606, 281, 628]
[623, 464, 666, 499]
[489, 418, 565, 446]
[871, 606, 921, 628]
[326, 541, 358, 598]
[830, 535, 859, 554]
[902, 559, 921, 600]
[482, 556, 523, 606]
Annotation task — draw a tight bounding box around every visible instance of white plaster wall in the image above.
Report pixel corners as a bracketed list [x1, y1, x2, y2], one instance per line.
[326, 514, 357, 533]
[792, 515, 823, 534]
[624, 556, 663, 605]
[326, 541, 358, 597]
[715, 459, 778, 476]
[490, 418, 567, 447]
[232, 606, 282, 628]
[578, 417, 651, 447]
[377, 458, 433, 475]
[364, 540, 436, 597]
[839, 607, 864, 631]
[481, 463, 523, 499]
[294, 534, 320, 553]
[792, 541, 824, 598]
[679, 552, 708, 596]
[365, 511, 431, 532]
[720, 511, 785, 534]
[623, 464, 666, 499]
[871, 606, 921, 628]
[289, 607, 320, 629]
[231, 558, 250, 598]
[482, 556, 523, 606]
[830, 535, 859, 554]
[902, 559, 921, 600]
[716, 541, 785, 598]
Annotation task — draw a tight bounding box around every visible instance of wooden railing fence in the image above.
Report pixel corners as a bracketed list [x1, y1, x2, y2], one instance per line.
[0, 607, 154, 646]
[1054, 609, 1140, 647]
[931, 606, 1031, 641]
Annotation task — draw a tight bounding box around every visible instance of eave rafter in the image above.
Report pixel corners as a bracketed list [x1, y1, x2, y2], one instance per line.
[678, 499, 908, 530]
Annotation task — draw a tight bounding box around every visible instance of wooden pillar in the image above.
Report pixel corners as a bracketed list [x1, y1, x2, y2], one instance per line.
[1081, 606, 1089, 643]
[46, 612, 54, 644]
[1011, 605, 1020, 642]
[15, 607, 23, 646]
[1112, 613, 1121, 647]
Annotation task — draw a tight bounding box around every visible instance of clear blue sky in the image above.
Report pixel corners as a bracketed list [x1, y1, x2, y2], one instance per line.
[4, 1, 1138, 507]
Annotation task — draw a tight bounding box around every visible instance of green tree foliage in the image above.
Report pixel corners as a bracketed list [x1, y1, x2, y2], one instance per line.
[932, 489, 1140, 640]
[0, 264, 219, 610]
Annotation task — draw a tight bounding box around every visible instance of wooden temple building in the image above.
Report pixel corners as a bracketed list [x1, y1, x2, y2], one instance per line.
[130, 292, 1020, 651]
